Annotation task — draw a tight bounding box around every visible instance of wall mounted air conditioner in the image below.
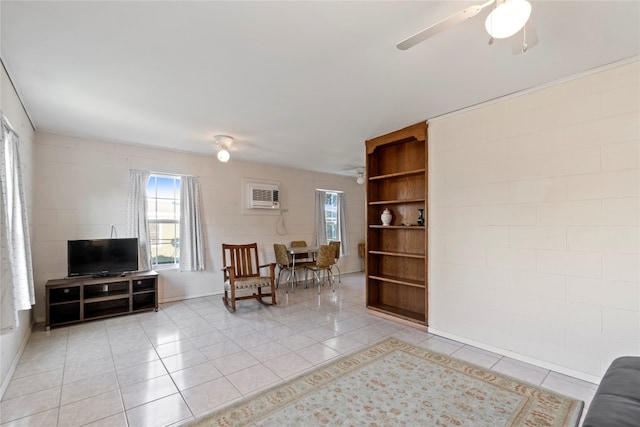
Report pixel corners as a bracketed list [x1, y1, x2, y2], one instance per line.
[248, 184, 280, 209]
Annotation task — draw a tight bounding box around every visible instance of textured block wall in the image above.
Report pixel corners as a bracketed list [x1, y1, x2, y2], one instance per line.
[429, 60, 639, 379]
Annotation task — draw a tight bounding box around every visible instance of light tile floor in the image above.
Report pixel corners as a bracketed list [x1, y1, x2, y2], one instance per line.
[1, 272, 598, 426]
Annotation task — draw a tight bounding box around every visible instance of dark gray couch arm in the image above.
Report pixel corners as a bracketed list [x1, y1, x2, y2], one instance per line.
[582, 357, 640, 427]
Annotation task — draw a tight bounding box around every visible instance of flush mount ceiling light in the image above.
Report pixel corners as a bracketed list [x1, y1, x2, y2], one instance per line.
[214, 135, 234, 163]
[485, 0, 532, 39]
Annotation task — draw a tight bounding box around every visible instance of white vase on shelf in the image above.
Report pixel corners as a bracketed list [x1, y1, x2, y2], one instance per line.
[381, 208, 392, 226]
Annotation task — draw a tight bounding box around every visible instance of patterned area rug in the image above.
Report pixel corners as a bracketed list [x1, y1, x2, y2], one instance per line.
[185, 338, 583, 427]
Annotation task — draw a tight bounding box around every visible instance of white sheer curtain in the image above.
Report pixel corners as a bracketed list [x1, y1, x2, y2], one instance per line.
[127, 170, 152, 271]
[314, 190, 328, 246]
[179, 176, 205, 271]
[337, 192, 350, 256]
[1, 115, 35, 333]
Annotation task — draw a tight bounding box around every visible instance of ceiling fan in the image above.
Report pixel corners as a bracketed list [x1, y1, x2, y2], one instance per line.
[342, 166, 366, 184]
[397, 0, 537, 54]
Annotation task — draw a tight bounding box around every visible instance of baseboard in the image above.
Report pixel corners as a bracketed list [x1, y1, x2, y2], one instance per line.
[427, 327, 602, 385]
[0, 316, 35, 399]
[161, 271, 365, 304]
[160, 292, 217, 304]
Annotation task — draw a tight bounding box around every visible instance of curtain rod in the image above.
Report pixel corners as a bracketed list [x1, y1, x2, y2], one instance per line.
[316, 188, 344, 193]
[2, 114, 18, 136]
[1, 58, 36, 132]
[130, 169, 198, 179]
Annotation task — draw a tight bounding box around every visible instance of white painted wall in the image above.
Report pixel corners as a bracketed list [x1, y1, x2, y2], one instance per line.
[429, 60, 639, 381]
[0, 65, 35, 396]
[32, 132, 365, 321]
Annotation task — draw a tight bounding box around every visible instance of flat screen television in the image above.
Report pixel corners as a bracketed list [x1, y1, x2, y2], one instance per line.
[67, 238, 139, 277]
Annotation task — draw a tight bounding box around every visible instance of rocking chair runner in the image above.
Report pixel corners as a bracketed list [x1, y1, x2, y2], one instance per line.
[221, 243, 277, 312]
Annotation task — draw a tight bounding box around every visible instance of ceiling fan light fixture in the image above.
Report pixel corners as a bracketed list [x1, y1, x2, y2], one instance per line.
[485, 0, 531, 39]
[355, 167, 366, 185]
[214, 135, 234, 163]
[217, 147, 230, 162]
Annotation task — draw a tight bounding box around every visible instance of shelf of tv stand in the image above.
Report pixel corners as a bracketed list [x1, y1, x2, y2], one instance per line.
[45, 271, 158, 329]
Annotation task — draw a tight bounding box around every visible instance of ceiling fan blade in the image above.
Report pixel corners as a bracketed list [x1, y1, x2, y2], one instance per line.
[397, 0, 495, 50]
[510, 18, 539, 54]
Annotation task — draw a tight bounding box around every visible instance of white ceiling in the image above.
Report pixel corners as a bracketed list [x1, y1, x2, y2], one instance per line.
[2, 1, 639, 176]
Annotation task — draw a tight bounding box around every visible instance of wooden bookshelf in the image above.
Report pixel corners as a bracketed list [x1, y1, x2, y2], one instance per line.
[365, 121, 428, 329]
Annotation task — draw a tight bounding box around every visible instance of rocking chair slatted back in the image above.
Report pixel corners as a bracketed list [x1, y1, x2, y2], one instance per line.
[223, 243, 260, 280]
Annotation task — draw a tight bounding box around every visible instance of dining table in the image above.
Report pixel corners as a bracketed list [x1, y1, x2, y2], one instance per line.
[286, 246, 318, 290]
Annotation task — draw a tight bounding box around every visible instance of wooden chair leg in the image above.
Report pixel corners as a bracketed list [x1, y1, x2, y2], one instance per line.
[271, 282, 277, 305]
[256, 285, 277, 306]
[269, 264, 277, 306]
[231, 287, 236, 312]
[222, 289, 236, 313]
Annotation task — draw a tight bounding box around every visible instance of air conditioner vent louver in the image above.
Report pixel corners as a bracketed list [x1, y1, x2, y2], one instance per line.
[248, 185, 280, 209]
[252, 188, 278, 203]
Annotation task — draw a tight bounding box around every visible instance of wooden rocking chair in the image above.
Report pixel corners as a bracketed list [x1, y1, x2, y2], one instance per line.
[221, 243, 277, 312]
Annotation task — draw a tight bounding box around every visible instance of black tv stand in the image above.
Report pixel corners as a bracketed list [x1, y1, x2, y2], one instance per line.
[45, 271, 158, 329]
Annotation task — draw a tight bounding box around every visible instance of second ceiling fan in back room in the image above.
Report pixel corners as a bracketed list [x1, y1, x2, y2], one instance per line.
[397, 0, 538, 54]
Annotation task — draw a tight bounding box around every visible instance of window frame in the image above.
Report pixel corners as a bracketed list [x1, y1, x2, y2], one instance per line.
[146, 173, 181, 268]
[324, 191, 339, 242]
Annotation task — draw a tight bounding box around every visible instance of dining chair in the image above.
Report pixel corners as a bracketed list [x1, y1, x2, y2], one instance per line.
[290, 240, 314, 284]
[221, 243, 277, 312]
[273, 243, 306, 293]
[290, 240, 312, 262]
[328, 240, 341, 282]
[306, 244, 336, 294]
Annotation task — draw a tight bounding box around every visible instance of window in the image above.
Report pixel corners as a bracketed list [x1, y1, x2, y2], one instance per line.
[314, 189, 349, 256]
[146, 174, 180, 266]
[324, 191, 339, 241]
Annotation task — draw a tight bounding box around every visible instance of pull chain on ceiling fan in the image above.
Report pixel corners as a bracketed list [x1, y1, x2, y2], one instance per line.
[397, 0, 535, 54]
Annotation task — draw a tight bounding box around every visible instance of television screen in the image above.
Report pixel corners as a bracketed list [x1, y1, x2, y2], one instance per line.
[67, 238, 139, 277]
